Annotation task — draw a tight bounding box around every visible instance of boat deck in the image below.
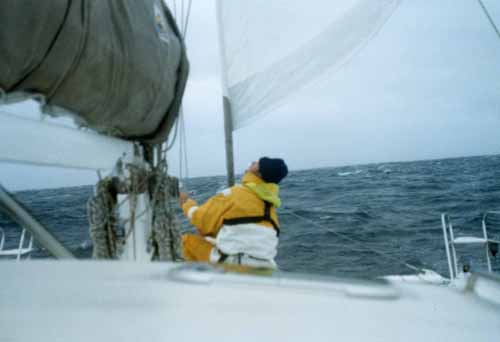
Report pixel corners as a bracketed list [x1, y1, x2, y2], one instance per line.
[1, 260, 499, 342]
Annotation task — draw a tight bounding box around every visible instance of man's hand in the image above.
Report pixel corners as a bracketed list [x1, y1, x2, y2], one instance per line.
[179, 191, 190, 207]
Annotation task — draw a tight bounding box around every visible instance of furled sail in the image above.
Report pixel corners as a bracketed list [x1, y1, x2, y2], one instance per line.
[0, 0, 189, 143]
[216, 0, 400, 130]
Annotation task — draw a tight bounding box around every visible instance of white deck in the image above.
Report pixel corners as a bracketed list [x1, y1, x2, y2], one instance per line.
[1, 260, 499, 342]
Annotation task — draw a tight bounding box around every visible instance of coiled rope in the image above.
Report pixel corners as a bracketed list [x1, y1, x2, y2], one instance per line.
[88, 178, 119, 259]
[88, 160, 183, 261]
[150, 163, 183, 261]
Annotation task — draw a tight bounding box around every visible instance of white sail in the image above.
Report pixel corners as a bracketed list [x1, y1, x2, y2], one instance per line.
[216, 0, 400, 130]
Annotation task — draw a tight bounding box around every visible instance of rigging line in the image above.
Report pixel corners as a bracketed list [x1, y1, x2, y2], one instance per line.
[182, 0, 193, 39]
[156, 143, 163, 165]
[172, 0, 177, 22]
[183, 135, 189, 185]
[477, 0, 500, 40]
[178, 110, 185, 188]
[281, 208, 423, 274]
[178, 108, 190, 190]
[164, 113, 181, 153]
[181, 109, 189, 181]
[180, 0, 185, 40]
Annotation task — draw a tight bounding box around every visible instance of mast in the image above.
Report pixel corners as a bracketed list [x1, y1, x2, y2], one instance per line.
[223, 96, 235, 186]
[216, 1, 235, 187]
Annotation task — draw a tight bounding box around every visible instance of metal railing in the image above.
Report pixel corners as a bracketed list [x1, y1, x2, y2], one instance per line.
[0, 184, 74, 259]
[442, 212, 500, 280]
[0, 226, 34, 260]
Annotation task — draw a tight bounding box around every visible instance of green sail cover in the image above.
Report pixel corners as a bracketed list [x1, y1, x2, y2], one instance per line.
[0, 0, 189, 143]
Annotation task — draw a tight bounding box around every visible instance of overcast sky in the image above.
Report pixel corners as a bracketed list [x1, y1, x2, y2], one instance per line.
[1, 0, 499, 191]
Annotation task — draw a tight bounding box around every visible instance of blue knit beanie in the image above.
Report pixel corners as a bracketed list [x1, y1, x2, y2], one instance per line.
[259, 157, 288, 184]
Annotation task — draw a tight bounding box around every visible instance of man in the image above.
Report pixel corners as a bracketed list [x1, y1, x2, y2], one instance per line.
[179, 157, 288, 268]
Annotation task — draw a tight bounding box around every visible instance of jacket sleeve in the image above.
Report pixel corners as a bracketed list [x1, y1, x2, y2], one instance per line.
[182, 193, 233, 237]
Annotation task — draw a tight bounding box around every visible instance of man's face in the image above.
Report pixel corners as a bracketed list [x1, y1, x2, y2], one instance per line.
[247, 161, 260, 175]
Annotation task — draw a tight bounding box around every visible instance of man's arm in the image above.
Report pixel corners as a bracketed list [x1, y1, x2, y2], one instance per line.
[180, 192, 232, 237]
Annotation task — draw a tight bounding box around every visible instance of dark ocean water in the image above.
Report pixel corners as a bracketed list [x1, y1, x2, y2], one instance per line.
[1, 155, 499, 278]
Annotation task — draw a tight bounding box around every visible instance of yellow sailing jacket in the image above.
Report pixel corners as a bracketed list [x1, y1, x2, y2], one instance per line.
[182, 172, 281, 238]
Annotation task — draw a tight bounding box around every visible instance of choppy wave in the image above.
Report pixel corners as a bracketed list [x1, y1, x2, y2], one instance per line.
[337, 170, 363, 177]
[1, 155, 499, 278]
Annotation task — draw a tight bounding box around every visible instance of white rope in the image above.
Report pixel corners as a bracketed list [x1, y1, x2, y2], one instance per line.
[477, 0, 500, 41]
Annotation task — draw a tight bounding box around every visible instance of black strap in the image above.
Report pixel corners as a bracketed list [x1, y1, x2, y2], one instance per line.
[222, 201, 280, 236]
[217, 252, 246, 264]
[218, 252, 229, 264]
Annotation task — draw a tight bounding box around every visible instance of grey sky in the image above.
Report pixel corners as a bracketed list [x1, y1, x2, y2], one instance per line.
[1, 0, 500, 191]
[178, 0, 500, 173]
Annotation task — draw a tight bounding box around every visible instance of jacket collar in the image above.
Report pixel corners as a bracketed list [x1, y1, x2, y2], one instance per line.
[241, 172, 281, 208]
